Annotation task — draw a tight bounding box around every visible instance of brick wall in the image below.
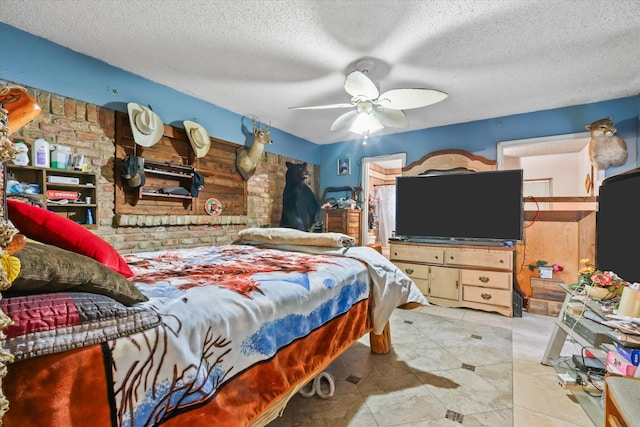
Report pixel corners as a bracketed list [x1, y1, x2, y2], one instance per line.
[4, 82, 319, 253]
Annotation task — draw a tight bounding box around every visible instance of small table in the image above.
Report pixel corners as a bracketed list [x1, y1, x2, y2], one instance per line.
[542, 284, 616, 427]
[604, 374, 640, 427]
[541, 284, 614, 365]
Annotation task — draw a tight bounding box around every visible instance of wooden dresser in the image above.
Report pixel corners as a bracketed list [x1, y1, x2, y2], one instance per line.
[323, 209, 361, 246]
[390, 241, 515, 316]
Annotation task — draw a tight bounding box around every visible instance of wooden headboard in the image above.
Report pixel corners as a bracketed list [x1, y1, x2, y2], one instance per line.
[402, 149, 496, 176]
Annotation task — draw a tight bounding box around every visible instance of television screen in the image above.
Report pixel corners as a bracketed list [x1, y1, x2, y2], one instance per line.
[597, 170, 640, 284]
[395, 169, 523, 243]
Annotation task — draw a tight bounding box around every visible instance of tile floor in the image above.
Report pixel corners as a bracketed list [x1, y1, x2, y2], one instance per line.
[268, 304, 597, 427]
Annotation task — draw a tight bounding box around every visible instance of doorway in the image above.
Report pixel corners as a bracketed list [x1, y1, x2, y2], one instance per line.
[361, 153, 406, 256]
[497, 131, 602, 210]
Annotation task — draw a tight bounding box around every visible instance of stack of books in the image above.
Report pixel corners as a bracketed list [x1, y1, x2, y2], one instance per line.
[604, 319, 640, 377]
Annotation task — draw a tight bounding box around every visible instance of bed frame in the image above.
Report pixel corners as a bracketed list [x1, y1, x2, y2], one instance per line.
[0, 239, 398, 427]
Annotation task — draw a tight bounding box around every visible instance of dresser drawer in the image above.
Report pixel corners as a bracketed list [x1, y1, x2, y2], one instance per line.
[463, 286, 511, 307]
[347, 224, 359, 234]
[393, 261, 430, 280]
[390, 244, 444, 264]
[444, 247, 512, 270]
[460, 269, 511, 290]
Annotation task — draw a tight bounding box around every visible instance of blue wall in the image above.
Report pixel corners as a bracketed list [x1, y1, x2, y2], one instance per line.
[2, 23, 638, 196]
[319, 97, 639, 191]
[0, 23, 321, 163]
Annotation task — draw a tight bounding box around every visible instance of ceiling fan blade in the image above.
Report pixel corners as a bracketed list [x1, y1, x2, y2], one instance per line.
[344, 71, 379, 100]
[374, 108, 409, 128]
[289, 102, 354, 110]
[377, 88, 448, 110]
[330, 110, 359, 131]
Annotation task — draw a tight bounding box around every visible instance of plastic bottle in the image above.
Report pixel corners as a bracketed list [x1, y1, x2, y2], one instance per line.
[86, 209, 94, 225]
[12, 141, 30, 166]
[51, 145, 71, 169]
[31, 138, 50, 168]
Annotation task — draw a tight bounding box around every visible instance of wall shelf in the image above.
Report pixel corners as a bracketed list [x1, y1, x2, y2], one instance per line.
[7, 164, 98, 228]
[142, 168, 191, 178]
[139, 191, 193, 201]
[524, 210, 595, 222]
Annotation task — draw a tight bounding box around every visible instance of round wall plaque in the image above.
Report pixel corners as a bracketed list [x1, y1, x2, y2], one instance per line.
[205, 198, 222, 216]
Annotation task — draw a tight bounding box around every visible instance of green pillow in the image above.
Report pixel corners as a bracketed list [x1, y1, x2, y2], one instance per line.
[8, 242, 146, 305]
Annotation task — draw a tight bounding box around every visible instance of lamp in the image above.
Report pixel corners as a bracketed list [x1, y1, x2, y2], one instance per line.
[347, 100, 384, 136]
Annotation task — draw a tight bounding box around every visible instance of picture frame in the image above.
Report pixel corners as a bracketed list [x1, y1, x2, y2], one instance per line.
[337, 157, 350, 175]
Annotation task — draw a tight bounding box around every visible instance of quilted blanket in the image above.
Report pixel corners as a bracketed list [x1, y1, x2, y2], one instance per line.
[99, 245, 366, 425]
[2, 244, 425, 427]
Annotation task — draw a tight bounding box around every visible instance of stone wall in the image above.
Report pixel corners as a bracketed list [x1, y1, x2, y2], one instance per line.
[4, 82, 319, 253]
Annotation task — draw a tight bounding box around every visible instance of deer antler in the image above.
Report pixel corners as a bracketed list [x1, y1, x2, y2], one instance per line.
[251, 117, 271, 132]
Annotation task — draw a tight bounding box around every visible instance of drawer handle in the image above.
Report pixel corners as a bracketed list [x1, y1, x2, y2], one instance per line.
[434, 255, 439, 259]
[405, 268, 414, 274]
[480, 292, 492, 300]
[479, 276, 490, 283]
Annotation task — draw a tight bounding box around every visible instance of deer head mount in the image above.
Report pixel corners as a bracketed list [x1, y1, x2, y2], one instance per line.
[235, 118, 273, 181]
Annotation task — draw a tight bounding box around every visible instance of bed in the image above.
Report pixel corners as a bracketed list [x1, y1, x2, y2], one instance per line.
[0, 201, 426, 427]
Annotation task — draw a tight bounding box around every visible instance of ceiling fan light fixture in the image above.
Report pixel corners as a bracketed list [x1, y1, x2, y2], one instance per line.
[289, 57, 448, 137]
[349, 112, 383, 135]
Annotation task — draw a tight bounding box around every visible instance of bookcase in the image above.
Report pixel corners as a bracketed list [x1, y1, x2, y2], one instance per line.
[6, 164, 97, 228]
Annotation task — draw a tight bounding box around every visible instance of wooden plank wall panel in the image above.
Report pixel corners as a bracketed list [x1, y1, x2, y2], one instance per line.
[196, 137, 247, 215]
[114, 111, 247, 217]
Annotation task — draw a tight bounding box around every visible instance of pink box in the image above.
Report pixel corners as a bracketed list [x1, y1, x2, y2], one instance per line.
[607, 350, 638, 376]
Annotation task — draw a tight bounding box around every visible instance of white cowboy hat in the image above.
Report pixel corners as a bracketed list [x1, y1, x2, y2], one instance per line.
[127, 103, 164, 147]
[183, 120, 211, 158]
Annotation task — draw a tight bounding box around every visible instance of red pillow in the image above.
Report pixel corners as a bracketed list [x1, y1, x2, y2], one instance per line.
[7, 199, 133, 278]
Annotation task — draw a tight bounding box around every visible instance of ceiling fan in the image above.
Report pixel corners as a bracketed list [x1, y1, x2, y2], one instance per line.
[289, 59, 448, 135]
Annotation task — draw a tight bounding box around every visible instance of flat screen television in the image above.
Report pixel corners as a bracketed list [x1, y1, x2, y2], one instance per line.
[395, 169, 523, 244]
[596, 169, 640, 284]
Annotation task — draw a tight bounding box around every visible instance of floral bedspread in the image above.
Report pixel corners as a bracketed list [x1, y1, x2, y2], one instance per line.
[111, 244, 371, 426]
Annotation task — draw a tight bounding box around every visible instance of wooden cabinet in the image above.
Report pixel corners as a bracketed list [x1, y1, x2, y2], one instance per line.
[516, 210, 595, 299]
[323, 209, 361, 246]
[604, 375, 640, 427]
[528, 277, 565, 316]
[390, 241, 515, 316]
[7, 165, 97, 228]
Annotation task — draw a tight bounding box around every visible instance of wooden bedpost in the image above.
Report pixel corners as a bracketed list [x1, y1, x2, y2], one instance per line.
[369, 323, 391, 354]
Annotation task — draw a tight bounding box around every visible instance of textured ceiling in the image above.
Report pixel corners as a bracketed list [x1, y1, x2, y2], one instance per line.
[2, 0, 640, 145]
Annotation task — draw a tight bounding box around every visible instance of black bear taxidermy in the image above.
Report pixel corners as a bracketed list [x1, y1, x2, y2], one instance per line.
[279, 162, 322, 232]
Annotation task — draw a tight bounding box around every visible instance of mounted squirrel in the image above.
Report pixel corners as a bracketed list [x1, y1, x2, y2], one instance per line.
[586, 116, 627, 169]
